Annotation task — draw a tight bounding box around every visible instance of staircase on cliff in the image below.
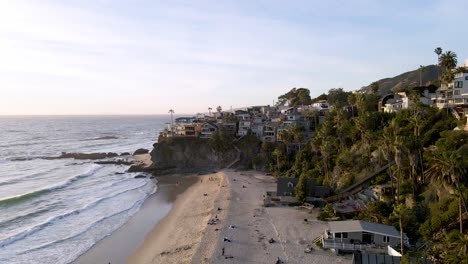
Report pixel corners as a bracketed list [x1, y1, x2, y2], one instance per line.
[325, 162, 395, 203]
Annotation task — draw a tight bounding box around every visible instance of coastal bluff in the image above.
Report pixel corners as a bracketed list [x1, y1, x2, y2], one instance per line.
[148, 136, 267, 174]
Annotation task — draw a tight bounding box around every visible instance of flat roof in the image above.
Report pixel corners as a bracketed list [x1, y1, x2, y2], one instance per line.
[328, 220, 400, 238]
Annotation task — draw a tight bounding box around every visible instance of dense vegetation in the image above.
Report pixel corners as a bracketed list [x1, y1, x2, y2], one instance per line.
[268, 48, 467, 262]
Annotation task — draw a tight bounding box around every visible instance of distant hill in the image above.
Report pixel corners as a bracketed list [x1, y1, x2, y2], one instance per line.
[360, 65, 439, 95]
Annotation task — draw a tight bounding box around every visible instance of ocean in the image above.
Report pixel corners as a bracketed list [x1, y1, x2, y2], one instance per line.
[0, 115, 168, 264]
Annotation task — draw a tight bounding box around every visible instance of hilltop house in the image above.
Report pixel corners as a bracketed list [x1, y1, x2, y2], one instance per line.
[431, 59, 468, 129]
[322, 220, 409, 251]
[379, 85, 437, 113]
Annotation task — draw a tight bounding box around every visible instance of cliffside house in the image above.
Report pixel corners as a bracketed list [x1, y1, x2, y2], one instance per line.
[237, 119, 251, 136]
[261, 122, 277, 143]
[379, 86, 437, 113]
[200, 122, 218, 139]
[219, 122, 238, 136]
[311, 100, 330, 110]
[173, 117, 201, 137]
[322, 220, 409, 251]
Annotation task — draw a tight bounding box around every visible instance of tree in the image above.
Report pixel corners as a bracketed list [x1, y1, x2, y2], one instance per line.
[370, 81, 379, 94]
[327, 88, 350, 108]
[439, 51, 458, 85]
[391, 203, 407, 255]
[168, 109, 175, 136]
[208, 107, 212, 116]
[418, 65, 425, 86]
[439, 51, 458, 71]
[216, 106, 222, 113]
[441, 231, 468, 264]
[425, 150, 467, 233]
[272, 146, 285, 172]
[277, 88, 312, 106]
[295, 173, 309, 204]
[434, 47, 443, 84]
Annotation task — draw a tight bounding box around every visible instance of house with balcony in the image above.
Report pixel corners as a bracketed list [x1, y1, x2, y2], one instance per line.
[238, 120, 251, 136]
[322, 220, 409, 252]
[432, 67, 468, 129]
[200, 122, 218, 139]
[380, 85, 438, 113]
[262, 122, 277, 142]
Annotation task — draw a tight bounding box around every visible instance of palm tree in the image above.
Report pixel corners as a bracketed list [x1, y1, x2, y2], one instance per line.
[392, 203, 407, 255]
[216, 106, 222, 113]
[439, 51, 458, 85]
[442, 231, 468, 263]
[439, 51, 457, 71]
[278, 129, 293, 153]
[434, 47, 443, 83]
[272, 147, 284, 172]
[168, 109, 175, 136]
[425, 150, 467, 233]
[419, 65, 425, 86]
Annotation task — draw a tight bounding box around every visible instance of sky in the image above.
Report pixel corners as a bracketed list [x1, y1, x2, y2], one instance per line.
[0, 0, 467, 115]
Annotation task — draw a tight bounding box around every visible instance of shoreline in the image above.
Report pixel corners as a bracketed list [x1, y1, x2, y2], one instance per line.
[76, 169, 351, 264]
[73, 174, 198, 264]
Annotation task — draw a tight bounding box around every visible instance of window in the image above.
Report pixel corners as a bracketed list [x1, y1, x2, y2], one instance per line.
[454, 90, 461, 95]
[454, 81, 463, 88]
[383, 236, 390, 243]
[335, 232, 348, 239]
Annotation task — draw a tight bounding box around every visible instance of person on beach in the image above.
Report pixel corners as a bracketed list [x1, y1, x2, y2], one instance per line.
[222, 247, 225, 256]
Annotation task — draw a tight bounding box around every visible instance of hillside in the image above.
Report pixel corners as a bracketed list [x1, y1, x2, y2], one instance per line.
[360, 65, 439, 95]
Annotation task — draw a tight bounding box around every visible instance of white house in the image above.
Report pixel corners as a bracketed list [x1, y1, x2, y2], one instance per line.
[322, 220, 409, 251]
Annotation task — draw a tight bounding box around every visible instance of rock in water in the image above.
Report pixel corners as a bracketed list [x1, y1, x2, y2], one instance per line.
[133, 148, 149, 155]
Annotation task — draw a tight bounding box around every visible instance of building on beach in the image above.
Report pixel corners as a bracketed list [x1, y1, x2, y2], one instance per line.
[322, 220, 409, 251]
[276, 177, 333, 198]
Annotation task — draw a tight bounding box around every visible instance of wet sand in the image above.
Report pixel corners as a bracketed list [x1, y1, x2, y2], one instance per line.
[126, 172, 223, 264]
[73, 175, 198, 264]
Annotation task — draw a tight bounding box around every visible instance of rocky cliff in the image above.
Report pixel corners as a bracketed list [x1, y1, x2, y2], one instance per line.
[150, 137, 234, 172]
[149, 135, 269, 174]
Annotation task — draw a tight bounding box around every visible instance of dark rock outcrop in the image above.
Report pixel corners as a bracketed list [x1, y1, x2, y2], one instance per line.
[134, 174, 147, 179]
[120, 152, 131, 156]
[93, 136, 118, 140]
[95, 159, 133, 165]
[133, 148, 149, 155]
[127, 165, 152, 173]
[45, 152, 122, 160]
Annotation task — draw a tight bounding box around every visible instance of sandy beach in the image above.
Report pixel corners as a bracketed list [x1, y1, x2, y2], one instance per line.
[126, 170, 351, 264]
[127, 172, 224, 264]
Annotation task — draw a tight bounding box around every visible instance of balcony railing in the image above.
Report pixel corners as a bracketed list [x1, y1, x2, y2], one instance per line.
[322, 238, 372, 251]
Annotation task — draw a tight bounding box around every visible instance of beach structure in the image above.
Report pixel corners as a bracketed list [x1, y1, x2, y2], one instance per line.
[276, 177, 332, 198]
[322, 220, 409, 251]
